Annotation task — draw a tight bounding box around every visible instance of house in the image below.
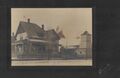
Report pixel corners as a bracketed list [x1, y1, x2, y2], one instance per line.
[12, 19, 60, 59]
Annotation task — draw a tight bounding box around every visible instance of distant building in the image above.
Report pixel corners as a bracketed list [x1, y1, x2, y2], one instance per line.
[80, 31, 92, 58]
[60, 47, 78, 59]
[12, 19, 60, 59]
[60, 45, 85, 59]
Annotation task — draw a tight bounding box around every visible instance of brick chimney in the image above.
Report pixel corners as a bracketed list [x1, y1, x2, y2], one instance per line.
[28, 18, 30, 23]
[12, 32, 14, 36]
[42, 24, 44, 30]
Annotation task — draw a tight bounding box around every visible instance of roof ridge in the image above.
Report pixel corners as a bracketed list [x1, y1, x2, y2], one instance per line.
[20, 21, 40, 26]
[81, 31, 91, 35]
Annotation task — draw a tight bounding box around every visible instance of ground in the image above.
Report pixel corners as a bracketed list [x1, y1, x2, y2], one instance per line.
[11, 59, 92, 66]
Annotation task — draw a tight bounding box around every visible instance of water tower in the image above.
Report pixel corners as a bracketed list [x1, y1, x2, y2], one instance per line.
[80, 31, 92, 58]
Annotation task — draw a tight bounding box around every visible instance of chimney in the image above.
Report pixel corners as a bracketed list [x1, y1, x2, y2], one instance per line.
[27, 18, 30, 23]
[42, 24, 44, 30]
[12, 32, 14, 36]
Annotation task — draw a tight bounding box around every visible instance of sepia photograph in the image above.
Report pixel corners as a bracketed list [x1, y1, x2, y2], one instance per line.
[11, 8, 93, 66]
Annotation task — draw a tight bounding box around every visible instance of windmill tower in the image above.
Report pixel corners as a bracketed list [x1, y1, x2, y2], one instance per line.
[80, 31, 92, 58]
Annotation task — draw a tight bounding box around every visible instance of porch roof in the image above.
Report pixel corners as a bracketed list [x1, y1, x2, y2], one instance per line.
[28, 39, 48, 43]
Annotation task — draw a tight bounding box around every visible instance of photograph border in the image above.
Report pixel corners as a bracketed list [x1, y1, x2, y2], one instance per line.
[6, 1, 96, 72]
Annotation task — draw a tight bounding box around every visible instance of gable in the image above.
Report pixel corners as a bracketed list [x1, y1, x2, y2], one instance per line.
[16, 32, 28, 41]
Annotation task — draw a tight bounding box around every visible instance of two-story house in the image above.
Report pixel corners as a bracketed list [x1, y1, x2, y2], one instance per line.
[12, 19, 60, 59]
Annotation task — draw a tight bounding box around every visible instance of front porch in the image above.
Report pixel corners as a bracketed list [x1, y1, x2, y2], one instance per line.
[15, 39, 47, 58]
[14, 39, 60, 59]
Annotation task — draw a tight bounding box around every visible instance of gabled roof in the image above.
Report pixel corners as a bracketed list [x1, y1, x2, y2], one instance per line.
[46, 29, 60, 40]
[81, 31, 91, 36]
[15, 21, 45, 38]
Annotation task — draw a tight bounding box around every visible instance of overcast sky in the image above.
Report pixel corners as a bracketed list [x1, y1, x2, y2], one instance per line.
[11, 8, 92, 46]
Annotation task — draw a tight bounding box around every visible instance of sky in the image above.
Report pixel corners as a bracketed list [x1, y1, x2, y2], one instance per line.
[11, 8, 92, 46]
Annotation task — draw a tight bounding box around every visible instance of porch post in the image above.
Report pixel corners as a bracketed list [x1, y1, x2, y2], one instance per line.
[29, 42, 32, 54]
